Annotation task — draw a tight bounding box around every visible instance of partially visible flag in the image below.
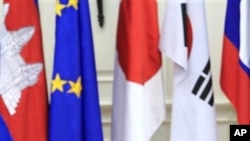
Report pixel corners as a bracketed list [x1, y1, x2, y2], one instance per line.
[0, 0, 48, 141]
[220, 0, 250, 124]
[160, 1, 217, 141]
[49, 0, 103, 141]
[111, 0, 165, 140]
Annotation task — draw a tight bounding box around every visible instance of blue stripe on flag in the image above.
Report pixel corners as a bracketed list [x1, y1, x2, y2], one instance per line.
[224, 0, 241, 50]
[0, 116, 13, 141]
[34, 0, 38, 8]
[240, 60, 250, 77]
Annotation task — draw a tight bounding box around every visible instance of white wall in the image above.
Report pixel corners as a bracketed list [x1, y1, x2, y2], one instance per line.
[1, 0, 236, 140]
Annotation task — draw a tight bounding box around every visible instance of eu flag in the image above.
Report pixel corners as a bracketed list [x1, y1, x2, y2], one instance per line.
[49, 0, 103, 141]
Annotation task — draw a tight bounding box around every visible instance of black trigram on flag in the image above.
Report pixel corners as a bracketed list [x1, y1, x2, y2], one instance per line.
[191, 60, 214, 107]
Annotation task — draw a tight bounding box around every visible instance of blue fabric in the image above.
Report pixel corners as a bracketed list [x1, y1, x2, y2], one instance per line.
[240, 60, 250, 76]
[224, 0, 241, 50]
[49, 0, 103, 140]
[34, 0, 38, 7]
[0, 116, 12, 141]
[224, 0, 250, 76]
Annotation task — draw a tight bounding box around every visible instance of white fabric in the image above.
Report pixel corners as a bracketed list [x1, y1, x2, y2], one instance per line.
[111, 55, 165, 141]
[239, 0, 250, 68]
[160, 1, 217, 141]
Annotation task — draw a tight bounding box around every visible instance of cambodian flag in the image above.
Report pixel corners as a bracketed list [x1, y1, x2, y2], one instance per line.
[0, 0, 48, 140]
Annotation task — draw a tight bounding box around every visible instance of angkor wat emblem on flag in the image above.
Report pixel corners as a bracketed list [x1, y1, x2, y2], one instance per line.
[0, 4, 42, 115]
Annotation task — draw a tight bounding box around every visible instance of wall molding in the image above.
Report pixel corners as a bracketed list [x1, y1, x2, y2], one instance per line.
[100, 99, 237, 125]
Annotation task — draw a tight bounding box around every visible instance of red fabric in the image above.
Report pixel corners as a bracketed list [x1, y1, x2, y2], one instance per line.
[220, 35, 250, 124]
[116, 0, 161, 85]
[0, 0, 48, 140]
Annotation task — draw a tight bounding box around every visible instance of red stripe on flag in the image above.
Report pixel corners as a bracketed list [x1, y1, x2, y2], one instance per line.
[221, 35, 250, 124]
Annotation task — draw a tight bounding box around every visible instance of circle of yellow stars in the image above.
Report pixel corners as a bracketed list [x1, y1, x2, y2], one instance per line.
[51, 73, 82, 98]
[56, 0, 78, 16]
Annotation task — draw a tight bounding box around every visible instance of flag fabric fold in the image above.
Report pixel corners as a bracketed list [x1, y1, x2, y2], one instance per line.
[111, 0, 165, 141]
[220, 0, 250, 124]
[49, 0, 103, 140]
[0, 0, 48, 140]
[160, 1, 217, 141]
